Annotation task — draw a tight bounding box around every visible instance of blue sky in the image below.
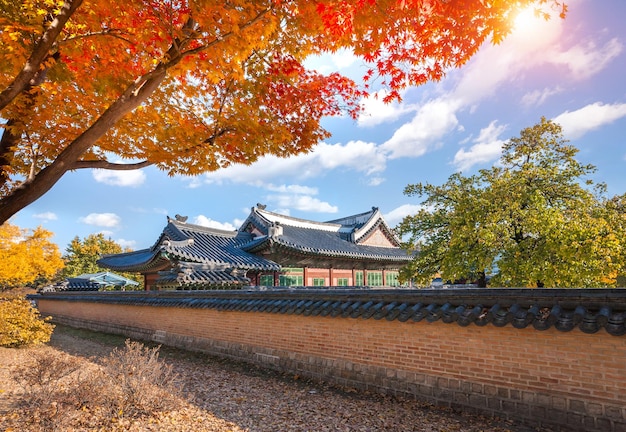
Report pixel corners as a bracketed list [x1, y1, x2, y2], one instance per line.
[11, 0, 626, 253]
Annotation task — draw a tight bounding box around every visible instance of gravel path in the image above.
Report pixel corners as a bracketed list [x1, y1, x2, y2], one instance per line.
[0, 326, 547, 431]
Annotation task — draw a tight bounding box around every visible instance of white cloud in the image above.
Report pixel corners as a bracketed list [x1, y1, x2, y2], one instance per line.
[553, 102, 626, 139]
[521, 86, 563, 107]
[116, 238, 137, 249]
[79, 213, 121, 228]
[267, 195, 338, 213]
[551, 38, 623, 80]
[33, 211, 57, 222]
[358, 89, 416, 127]
[262, 182, 339, 214]
[368, 177, 385, 186]
[93, 169, 146, 187]
[380, 98, 461, 159]
[315, 141, 386, 174]
[192, 215, 237, 231]
[265, 184, 318, 195]
[453, 121, 508, 172]
[304, 49, 360, 74]
[201, 140, 386, 185]
[384, 204, 424, 227]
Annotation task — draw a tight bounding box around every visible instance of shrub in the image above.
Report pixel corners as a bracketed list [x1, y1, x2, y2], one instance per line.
[100, 339, 180, 419]
[0, 295, 54, 347]
[10, 339, 182, 431]
[12, 348, 92, 431]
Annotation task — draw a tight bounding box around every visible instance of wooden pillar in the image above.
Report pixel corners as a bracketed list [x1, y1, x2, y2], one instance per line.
[329, 267, 333, 287]
[363, 269, 368, 287]
[303, 267, 309, 287]
[274, 271, 279, 287]
[382, 269, 387, 287]
[352, 269, 356, 287]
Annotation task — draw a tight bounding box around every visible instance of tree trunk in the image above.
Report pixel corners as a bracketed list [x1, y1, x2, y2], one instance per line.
[0, 67, 167, 225]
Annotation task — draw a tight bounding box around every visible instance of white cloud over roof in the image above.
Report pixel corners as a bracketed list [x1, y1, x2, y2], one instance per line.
[79, 213, 121, 228]
[384, 204, 424, 227]
[193, 215, 237, 231]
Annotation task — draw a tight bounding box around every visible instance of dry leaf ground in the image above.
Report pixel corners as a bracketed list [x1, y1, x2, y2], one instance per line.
[0, 325, 550, 432]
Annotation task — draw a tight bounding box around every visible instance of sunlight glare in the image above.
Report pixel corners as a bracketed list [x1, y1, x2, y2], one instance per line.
[513, 7, 541, 34]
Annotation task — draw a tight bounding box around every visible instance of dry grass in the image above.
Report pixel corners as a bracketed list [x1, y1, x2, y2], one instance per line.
[5, 340, 185, 431]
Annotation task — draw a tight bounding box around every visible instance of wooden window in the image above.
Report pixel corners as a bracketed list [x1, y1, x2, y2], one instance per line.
[337, 278, 349, 286]
[280, 267, 304, 286]
[367, 271, 383, 286]
[259, 274, 274, 286]
[386, 272, 400, 287]
[279, 275, 303, 286]
[312, 278, 325, 286]
[355, 271, 363, 286]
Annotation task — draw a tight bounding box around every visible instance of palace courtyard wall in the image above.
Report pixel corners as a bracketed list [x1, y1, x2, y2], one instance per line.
[34, 288, 626, 432]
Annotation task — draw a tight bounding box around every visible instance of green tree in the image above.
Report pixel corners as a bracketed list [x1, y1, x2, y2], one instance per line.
[397, 118, 625, 288]
[0, 222, 64, 290]
[62, 233, 141, 287]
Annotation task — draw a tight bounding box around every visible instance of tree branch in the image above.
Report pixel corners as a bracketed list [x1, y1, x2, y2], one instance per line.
[0, 0, 84, 112]
[0, 6, 274, 225]
[71, 160, 153, 170]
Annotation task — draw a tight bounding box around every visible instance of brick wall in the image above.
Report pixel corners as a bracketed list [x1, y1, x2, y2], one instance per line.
[36, 290, 626, 432]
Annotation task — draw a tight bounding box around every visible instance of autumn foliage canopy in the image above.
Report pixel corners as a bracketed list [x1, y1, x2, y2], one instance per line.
[0, 222, 64, 289]
[0, 0, 566, 223]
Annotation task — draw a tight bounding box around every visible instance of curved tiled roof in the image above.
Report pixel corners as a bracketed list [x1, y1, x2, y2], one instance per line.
[160, 222, 279, 271]
[34, 288, 626, 336]
[242, 224, 412, 262]
[99, 220, 280, 273]
[97, 249, 168, 272]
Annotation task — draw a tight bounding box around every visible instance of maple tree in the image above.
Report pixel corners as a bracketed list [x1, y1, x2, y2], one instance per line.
[0, 222, 64, 289]
[396, 118, 626, 288]
[0, 0, 567, 223]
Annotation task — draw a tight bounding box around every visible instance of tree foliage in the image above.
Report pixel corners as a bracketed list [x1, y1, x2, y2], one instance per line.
[0, 222, 64, 289]
[0, 295, 54, 347]
[397, 118, 626, 288]
[0, 0, 566, 223]
[62, 233, 141, 286]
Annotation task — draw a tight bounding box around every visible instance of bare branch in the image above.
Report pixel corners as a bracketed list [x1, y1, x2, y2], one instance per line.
[71, 160, 153, 170]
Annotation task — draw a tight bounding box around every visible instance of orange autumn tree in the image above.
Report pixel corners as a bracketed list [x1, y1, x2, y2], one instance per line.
[0, 0, 567, 223]
[0, 222, 64, 289]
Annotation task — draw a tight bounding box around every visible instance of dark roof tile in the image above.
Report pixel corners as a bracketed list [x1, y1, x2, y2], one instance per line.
[33, 288, 626, 336]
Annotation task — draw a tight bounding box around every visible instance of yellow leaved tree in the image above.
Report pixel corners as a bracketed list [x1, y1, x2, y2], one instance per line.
[0, 222, 64, 289]
[0, 0, 566, 223]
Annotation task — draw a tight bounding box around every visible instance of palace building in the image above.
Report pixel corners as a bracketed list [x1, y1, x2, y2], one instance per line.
[98, 205, 413, 290]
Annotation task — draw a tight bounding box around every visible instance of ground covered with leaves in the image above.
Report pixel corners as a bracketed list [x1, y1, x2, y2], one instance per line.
[0, 325, 548, 431]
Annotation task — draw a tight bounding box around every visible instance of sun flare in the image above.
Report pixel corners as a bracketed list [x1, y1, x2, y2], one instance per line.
[513, 7, 542, 34]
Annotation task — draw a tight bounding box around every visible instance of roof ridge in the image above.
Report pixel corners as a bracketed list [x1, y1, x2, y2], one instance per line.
[168, 218, 241, 237]
[255, 208, 343, 232]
